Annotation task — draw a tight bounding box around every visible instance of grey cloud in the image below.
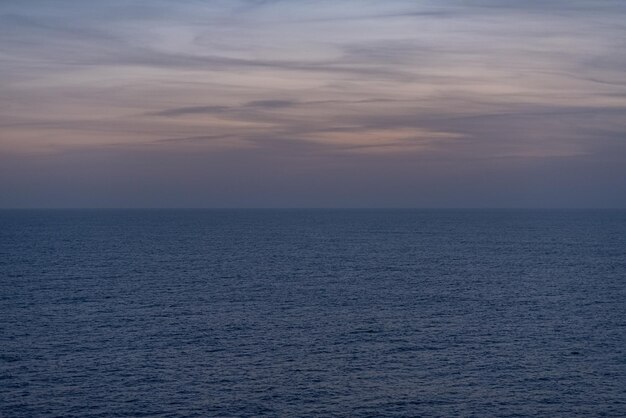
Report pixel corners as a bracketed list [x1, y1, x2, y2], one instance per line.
[463, 0, 626, 13]
[150, 98, 415, 118]
[291, 10, 456, 23]
[153, 135, 235, 144]
[150, 106, 231, 117]
[149, 101, 297, 117]
[245, 100, 297, 108]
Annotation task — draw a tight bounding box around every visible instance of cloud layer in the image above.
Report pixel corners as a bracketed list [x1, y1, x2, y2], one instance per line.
[1, 0, 625, 207]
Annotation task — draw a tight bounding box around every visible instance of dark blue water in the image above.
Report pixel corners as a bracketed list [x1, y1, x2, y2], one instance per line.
[1, 210, 625, 417]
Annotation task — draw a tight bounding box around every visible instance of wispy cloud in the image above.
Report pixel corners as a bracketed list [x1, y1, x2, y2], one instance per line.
[1, 0, 625, 206]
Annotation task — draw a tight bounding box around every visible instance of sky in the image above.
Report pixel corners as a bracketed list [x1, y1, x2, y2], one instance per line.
[1, 0, 625, 208]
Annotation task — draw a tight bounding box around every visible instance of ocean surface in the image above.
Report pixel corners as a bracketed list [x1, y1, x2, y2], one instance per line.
[1, 209, 625, 417]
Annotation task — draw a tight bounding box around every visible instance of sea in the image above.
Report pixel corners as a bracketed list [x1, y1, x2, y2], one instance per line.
[1, 209, 625, 417]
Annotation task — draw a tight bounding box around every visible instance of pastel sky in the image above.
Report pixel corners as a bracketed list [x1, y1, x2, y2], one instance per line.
[1, 0, 625, 207]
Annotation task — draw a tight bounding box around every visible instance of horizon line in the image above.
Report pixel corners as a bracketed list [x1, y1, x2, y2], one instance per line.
[1, 207, 625, 211]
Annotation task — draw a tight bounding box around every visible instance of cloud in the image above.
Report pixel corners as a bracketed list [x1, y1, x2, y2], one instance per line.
[245, 99, 297, 108]
[1, 0, 625, 206]
[151, 106, 231, 117]
[149, 100, 298, 117]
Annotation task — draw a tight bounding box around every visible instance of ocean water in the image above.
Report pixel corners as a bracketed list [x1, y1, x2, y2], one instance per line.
[1, 209, 625, 417]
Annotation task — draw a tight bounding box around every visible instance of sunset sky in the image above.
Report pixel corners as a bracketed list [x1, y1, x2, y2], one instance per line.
[1, 0, 625, 207]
